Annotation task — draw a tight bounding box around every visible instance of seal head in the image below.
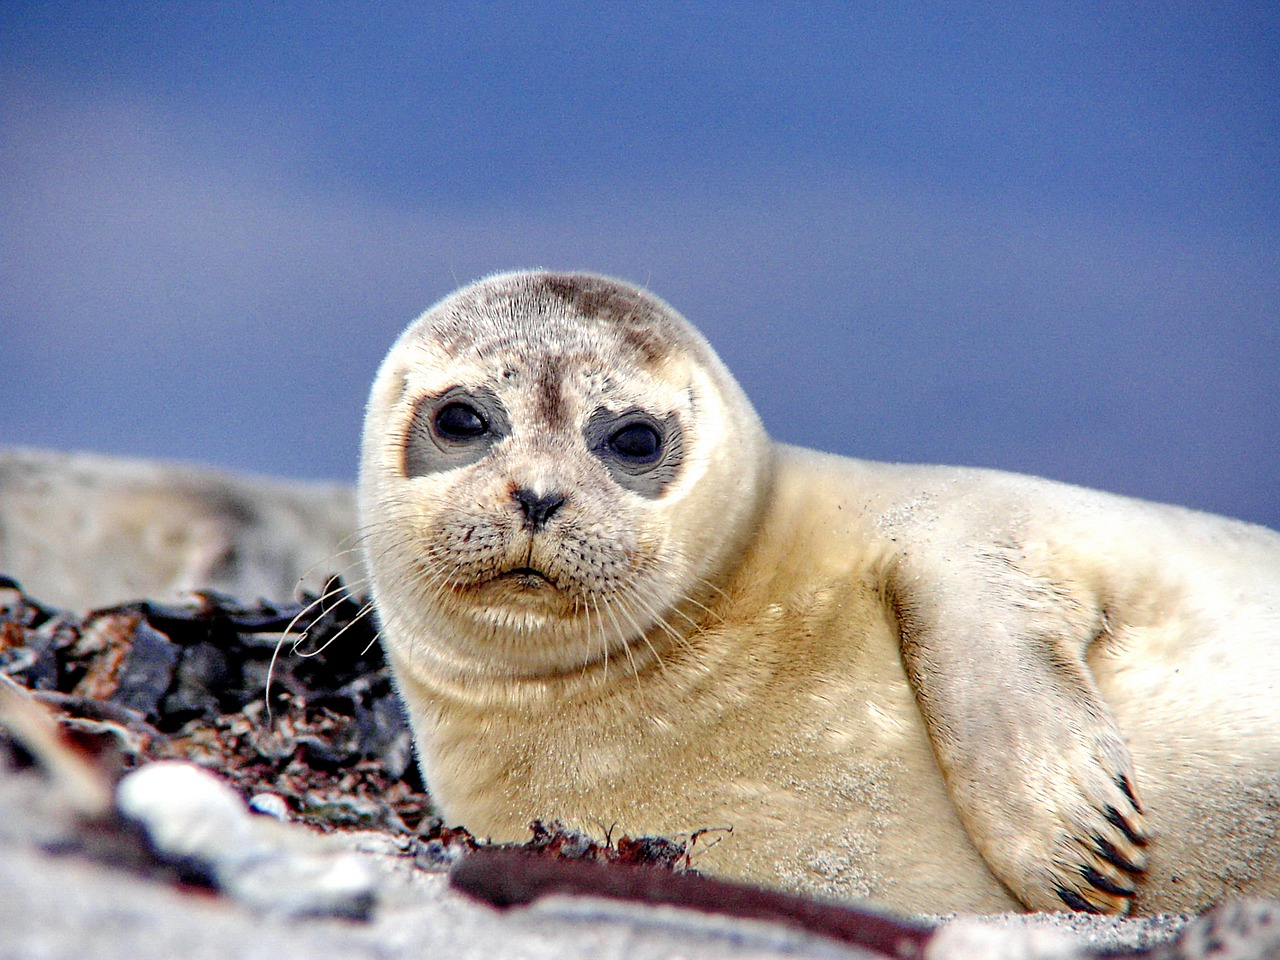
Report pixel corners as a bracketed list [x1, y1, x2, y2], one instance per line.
[359, 271, 771, 680]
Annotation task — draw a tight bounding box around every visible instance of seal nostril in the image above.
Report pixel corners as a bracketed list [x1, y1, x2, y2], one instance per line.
[512, 488, 567, 531]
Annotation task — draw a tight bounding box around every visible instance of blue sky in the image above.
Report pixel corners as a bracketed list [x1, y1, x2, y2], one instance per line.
[2, 3, 1277, 528]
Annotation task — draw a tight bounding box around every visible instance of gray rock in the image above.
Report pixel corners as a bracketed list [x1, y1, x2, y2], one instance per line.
[0, 447, 358, 611]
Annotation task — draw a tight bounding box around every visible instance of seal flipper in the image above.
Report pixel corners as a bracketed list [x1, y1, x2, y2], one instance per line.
[890, 548, 1150, 914]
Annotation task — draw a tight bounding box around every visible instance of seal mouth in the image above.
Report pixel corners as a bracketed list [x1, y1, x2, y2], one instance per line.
[495, 567, 556, 589]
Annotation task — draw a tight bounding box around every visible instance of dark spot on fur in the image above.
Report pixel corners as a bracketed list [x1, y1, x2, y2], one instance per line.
[534, 273, 671, 366]
[531, 357, 568, 428]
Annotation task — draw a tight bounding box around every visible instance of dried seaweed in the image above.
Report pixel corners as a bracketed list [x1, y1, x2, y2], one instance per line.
[0, 575, 428, 834]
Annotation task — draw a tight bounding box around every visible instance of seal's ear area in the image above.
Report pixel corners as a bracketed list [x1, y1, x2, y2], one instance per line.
[403, 386, 511, 478]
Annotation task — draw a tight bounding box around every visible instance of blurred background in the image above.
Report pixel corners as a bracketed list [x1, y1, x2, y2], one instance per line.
[2, 4, 1276, 528]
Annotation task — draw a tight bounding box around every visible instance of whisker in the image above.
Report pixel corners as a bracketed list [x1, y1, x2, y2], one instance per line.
[600, 598, 641, 681]
[589, 594, 611, 684]
[264, 569, 379, 720]
[292, 598, 375, 660]
[355, 602, 383, 656]
[612, 598, 668, 681]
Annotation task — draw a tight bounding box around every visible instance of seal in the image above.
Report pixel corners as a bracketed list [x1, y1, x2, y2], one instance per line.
[358, 270, 1280, 916]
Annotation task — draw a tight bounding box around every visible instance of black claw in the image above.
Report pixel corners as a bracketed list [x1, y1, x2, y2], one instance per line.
[1105, 805, 1147, 846]
[1081, 865, 1135, 897]
[1056, 886, 1105, 914]
[1115, 773, 1142, 812]
[1092, 834, 1146, 874]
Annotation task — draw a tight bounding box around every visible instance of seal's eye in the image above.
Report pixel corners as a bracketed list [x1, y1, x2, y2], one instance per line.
[404, 386, 509, 477]
[586, 407, 682, 497]
[608, 422, 662, 463]
[435, 401, 487, 441]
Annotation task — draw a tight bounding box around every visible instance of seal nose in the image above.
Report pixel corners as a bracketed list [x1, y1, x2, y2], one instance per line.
[512, 488, 567, 532]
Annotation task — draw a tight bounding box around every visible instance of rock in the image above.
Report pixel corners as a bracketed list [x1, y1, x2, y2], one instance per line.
[117, 761, 377, 920]
[0, 447, 358, 612]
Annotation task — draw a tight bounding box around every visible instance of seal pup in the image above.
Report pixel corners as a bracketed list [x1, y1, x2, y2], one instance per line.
[358, 270, 1280, 916]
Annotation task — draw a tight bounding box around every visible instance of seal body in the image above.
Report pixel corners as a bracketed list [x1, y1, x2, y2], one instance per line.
[359, 271, 1280, 916]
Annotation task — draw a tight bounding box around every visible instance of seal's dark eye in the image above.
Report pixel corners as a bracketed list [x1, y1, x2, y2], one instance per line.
[608, 422, 662, 463]
[585, 407, 680, 496]
[404, 387, 508, 477]
[434, 401, 487, 440]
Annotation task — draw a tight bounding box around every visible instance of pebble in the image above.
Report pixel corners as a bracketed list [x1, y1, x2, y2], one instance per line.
[250, 792, 290, 820]
[117, 761, 377, 919]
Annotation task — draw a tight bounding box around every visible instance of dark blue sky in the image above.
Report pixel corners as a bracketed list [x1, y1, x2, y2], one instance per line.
[2, 4, 1277, 528]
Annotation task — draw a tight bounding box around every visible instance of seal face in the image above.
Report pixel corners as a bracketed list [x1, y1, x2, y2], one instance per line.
[360, 270, 1280, 917]
[360, 271, 770, 680]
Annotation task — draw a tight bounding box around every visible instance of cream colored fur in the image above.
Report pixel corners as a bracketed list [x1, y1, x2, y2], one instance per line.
[360, 271, 1280, 916]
